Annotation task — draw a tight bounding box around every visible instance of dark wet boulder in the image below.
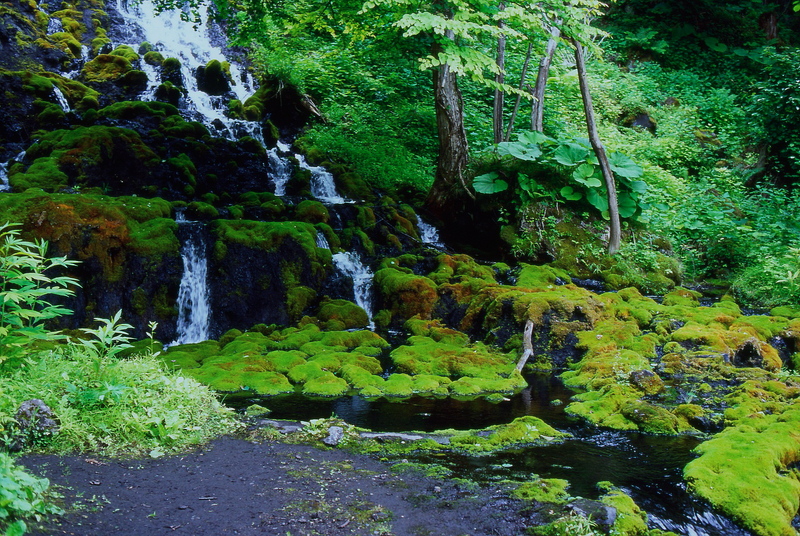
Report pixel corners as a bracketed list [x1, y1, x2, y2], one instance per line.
[9, 399, 59, 451]
[196, 59, 230, 96]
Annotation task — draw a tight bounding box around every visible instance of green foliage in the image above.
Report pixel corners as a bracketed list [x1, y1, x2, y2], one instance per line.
[478, 132, 648, 219]
[0, 224, 79, 371]
[0, 453, 63, 534]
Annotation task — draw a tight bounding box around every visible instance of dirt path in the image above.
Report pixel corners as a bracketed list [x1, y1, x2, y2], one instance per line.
[21, 437, 538, 536]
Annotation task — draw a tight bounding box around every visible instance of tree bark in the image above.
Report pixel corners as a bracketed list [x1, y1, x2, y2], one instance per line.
[492, 4, 506, 144]
[425, 38, 471, 217]
[531, 24, 560, 132]
[504, 42, 533, 142]
[573, 40, 621, 254]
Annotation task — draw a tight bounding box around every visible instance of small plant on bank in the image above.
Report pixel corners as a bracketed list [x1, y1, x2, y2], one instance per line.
[0, 452, 63, 536]
[0, 223, 79, 372]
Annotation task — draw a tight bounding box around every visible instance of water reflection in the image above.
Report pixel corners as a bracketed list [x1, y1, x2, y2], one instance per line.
[227, 374, 753, 535]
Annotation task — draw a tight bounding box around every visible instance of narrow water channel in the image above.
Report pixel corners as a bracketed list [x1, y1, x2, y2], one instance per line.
[229, 374, 752, 536]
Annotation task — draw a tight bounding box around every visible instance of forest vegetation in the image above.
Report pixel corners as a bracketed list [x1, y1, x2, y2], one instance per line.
[3, 0, 800, 535]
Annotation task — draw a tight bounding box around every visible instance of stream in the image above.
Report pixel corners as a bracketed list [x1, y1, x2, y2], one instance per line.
[229, 374, 751, 536]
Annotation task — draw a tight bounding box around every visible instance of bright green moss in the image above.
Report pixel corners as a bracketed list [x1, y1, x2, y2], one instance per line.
[287, 361, 327, 384]
[382, 373, 415, 397]
[243, 371, 294, 396]
[515, 263, 571, 289]
[512, 478, 571, 504]
[302, 371, 349, 398]
[448, 416, 569, 453]
[287, 286, 317, 321]
[684, 403, 800, 536]
[317, 298, 369, 330]
[599, 487, 649, 536]
[264, 350, 307, 373]
[294, 200, 330, 224]
[374, 267, 438, 321]
[82, 53, 134, 82]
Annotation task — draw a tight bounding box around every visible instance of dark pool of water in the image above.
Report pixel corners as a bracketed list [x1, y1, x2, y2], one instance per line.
[227, 375, 753, 536]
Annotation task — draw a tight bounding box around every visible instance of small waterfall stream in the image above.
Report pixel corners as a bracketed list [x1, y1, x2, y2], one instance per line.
[332, 251, 374, 328]
[172, 214, 211, 345]
[267, 143, 292, 196]
[296, 154, 348, 204]
[418, 218, 444, 248]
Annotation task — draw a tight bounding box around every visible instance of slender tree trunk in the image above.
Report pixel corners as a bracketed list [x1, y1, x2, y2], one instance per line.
[425, 38, 471, 217]
[531, 24, 560, 132]
[504, 42, 533, 142]
[492, 4, 506, 144]
[573, 40, 621, 254]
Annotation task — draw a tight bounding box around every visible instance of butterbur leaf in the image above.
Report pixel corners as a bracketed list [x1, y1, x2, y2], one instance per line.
[560, 186, 583, 201]
[517, 131, 556, 146]
[586, 188, 609, 212]
[554, 143, 589, 166]
[608, 152, 643, 178]
[629, 180, 648, 193]
[497, 141, 541, 161]
[618, 192, 639, 218]
[572, 163, 602, 187]
[473, 172, 508, 194]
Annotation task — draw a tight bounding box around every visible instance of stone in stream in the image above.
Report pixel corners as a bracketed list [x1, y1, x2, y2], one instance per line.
[322, 425, 345, 446]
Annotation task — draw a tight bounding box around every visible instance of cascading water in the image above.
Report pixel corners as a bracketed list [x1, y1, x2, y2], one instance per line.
[418, 219, 444, 248]
[332, 251, 374, 328]
[296, 154, 348, 204]
[315, 231, 330, 250]
[0, 151, 26, 192]
[110, 0, 260, 141]
[52, 86, 71, 112]
[172, 213, 211, 345]
[267, 143, 293, 196]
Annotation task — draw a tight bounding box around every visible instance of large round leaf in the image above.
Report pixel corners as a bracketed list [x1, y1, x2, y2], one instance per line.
[473, 172, 508, 194]
[618, 192, 639, 218]
[554, 143, 590, 166]
[586, 188, 609, 212]
[608, 152, 644, 178]
[517, 130, 556, 146]
[572, 163, 602, 187]
[560, 186, 583, 201]
[497, 142, 542, 161]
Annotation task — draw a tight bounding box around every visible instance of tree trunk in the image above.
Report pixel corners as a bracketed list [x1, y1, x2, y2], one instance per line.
[531, 24, 560, 132]
[504, 42, 533, 142]
[425, 39, 471, 217]
[574, 40, 621, 254]
[492, 4, 506, 144]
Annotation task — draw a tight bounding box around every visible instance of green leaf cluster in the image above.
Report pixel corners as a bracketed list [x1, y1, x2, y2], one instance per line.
[0, 452, 63, 535]
[476, 131, 650, 219]
[0, 224, 79, 371]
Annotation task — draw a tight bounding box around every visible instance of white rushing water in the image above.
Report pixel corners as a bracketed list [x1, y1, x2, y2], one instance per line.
[0, 150, 26, 192]
[52, 86, 71, 112]
[418, 219, 444, 248]
[315, 231, 330, 250]
[296, 154, 349, 204]
[172, 216, 211, 344]
[332, 251, 374, 328]
[267, 146, 292, 196]
[111, 0, 259, 140]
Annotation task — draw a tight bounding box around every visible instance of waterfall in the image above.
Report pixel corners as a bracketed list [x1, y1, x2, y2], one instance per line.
[0, 150, 26, 192]
[296, 154, 348, 204]
[0, 162, 10, 192]
[52, 86, 70, 112]
[418, 219, 444, 248]
[267, 146, 292, 196]
[110, 0, 259, 140]
[172, 215, 211, 344]
[315, 231, 330, 250]
[332, 251, 374, 329]
[47, 17, 63, 34]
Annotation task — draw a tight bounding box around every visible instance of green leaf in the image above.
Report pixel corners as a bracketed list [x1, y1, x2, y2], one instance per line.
[517, 131, 556, 146]
[608, 152, 643, 178]
[628, 180, 648, 193]
[618, 192, 639, 218]
[473, 172, 508, 194]
[586, 189, 609, 212]
[554, 143, 589, 166]
[5, 520, 27, 536]
[497, 141, 542, 161]
[572, 163, 602, 187]
[560, 186, 583, 201]
[704, 36, 727, 53]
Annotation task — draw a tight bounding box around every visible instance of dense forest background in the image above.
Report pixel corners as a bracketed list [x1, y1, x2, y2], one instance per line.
[188, 0, 800, 307]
